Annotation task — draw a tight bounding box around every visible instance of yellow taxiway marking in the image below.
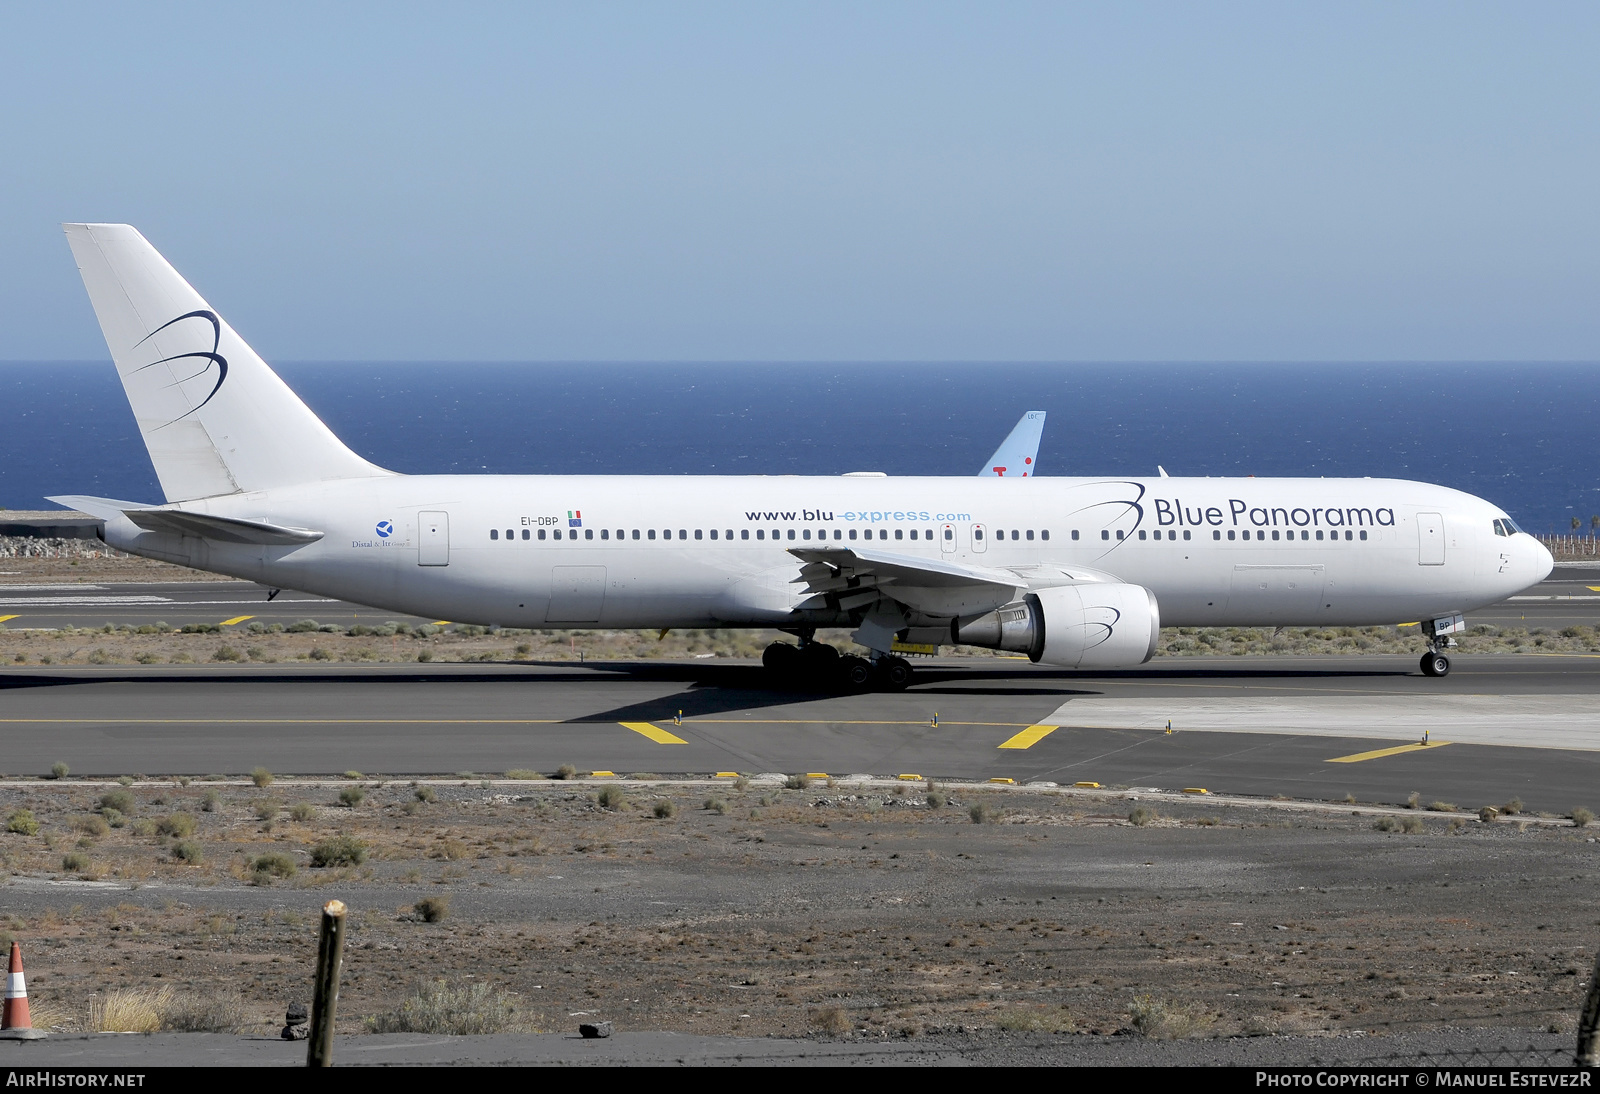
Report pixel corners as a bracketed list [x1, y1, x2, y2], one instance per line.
[998, 724, 1060, 750]
[681, 718, 1031, 727]
[1589, 587, 1600, 592]
[0, 615, 18, 624]
[220, 615, 254, 626]
[619, 721, 687, 745]
[1326, 741, 1454, 763]
[432, 621, 451, 625]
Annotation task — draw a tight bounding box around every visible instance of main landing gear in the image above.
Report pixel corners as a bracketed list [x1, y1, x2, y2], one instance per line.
[762, 641, 912, 692]
[1420, 650, 1451, 678]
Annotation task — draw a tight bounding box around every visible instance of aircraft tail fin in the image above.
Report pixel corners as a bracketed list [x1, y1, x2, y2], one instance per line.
[979, 411, 1046, 477]
[62, 224, 390, 502]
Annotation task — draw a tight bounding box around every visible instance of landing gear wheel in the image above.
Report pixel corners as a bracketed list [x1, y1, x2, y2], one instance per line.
[877, 655, 913, 691]
[799, 642, 839, 667]
[1420, 652, 1451, 678]
[839, 656, 873, 690]
[763, 642, 800, 674]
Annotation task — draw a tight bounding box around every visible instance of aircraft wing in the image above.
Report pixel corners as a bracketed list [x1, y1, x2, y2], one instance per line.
[787, 545, 1022, 618]
[979, 410, 1045, 477]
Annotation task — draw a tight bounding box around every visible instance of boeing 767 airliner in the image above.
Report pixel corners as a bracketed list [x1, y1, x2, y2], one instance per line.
[51, 224, 1552, 689]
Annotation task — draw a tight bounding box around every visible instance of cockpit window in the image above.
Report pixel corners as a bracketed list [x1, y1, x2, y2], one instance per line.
[1494, 517, 1523, 536]
[1504, 516, 1522, 534]
[1492, 519, 1507, 537]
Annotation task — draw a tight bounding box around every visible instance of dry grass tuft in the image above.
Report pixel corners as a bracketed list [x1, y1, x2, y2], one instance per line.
[365, 980, 518, 1035]
[89, 987, 171, 1033]
[995, 1005, 1075, 1033]
[250, 767, 273, 788]
[1128, 806, 1158, 827]
[809, 1005, 851, 1036]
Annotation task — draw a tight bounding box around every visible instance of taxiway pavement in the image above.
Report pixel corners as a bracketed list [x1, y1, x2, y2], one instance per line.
[2, 654, 1598, 815]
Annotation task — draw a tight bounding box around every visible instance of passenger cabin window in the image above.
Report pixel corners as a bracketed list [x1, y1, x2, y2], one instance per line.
[586, 529, 594, 540]
[756, 530, 764, 540]
[1359, 530, 1368, 540]
[896, 529, 905, 540]
[695, 529, 703, 540]
[848, 529, 857, 540]
[648, 529, 656, 540]
[631, 529, 640, 540]
[787, 529, 796, 540]
[1116, 530, 1124, 540]
[833, 529, 841, 540]
[601, 529, 610, 540]
[1213, 530, 1221, 540]
[490, 529, 499, 540]
[1071, 530, 1079, 540]
[741, 530, 749, 540]
[1101, 530, 1109, 540]
[1041, 530, 1049, 541]
[520, 529, 528, 540]
[538, 529, 547, 540]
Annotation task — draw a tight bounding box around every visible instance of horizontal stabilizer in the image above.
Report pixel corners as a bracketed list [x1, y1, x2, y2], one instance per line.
[122, 509, 323, 545]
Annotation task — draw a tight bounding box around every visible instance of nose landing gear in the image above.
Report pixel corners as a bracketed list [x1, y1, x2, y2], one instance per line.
[1418, 613, 1464, 678]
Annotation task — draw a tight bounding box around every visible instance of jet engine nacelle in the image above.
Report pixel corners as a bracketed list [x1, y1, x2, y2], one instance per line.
[951, 583, 1160, 669]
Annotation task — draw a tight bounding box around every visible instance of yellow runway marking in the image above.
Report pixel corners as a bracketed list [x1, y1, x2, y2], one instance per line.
[1327, 742, 1454, 763]
[220, 615, 254, 626]
[1589, 587, 1600, 592]
[431, 621, 451, 625]
[683, 719, 1031, 727]
[619, 721, 687, 744]
[998, 724, 1060, 749]
[0, 615, 18, 624]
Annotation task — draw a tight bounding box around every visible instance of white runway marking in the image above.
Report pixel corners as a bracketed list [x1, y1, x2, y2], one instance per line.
[1042, 696, 1600, 752]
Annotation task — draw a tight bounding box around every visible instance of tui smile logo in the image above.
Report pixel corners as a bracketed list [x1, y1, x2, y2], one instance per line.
[131, 309, 228, 427]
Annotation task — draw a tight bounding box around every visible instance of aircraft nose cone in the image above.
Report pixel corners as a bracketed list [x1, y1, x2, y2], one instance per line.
[1529, 536, 1554, 583]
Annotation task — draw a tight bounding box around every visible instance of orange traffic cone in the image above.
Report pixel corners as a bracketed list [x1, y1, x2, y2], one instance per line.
[0, 942, 46, 1040]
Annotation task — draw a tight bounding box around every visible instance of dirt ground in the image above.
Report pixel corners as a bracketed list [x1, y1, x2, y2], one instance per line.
[0, 776, 1596, 1043]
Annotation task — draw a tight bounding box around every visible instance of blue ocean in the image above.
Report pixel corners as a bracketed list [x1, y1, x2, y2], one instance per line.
[3, 362, 1597, 534]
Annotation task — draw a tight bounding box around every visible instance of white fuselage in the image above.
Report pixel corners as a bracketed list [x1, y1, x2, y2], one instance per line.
[98, 473, 1553, 632]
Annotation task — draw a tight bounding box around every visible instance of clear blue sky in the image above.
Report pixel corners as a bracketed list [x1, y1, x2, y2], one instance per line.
[3, 2, 1598, 362]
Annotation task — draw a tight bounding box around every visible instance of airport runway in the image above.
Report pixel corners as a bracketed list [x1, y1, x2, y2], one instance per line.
[2, 654, 1599, 816]
[0, 564, 1596, 631]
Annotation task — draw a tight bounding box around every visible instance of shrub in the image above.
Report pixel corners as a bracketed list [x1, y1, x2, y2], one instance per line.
[200, 789, 221, 813]
[211, 645, 243, 662]
[99, 790, 134, 815]
[1426, 801, 1458, 813]
[310, 835, 367, 867]
[809, 1006, 851, 1036]
[101, 808, 126, 829]
[6, 810, 39, 836]
[414, 896, 451, 923]
[365, 980, 517, 1035]
[162, 990, 245, 1032]
[926, 791, 946, 809]
[653, 800, 677, 819]
[75, 815, 109, 838]
[1406, 791, 1420, 809]
[703, 797, 728, 815]
[1401, 817, 1425, 834]
[1572, 807, 1594, 828]
[342, 770, 363, 780]
[156, 813, 196, 838]
[1128, 807, 1157, 827]
[505, 770, 538, 780]
[250, 767, 273, 788]
[1479, 806, 1499, 824]
[595, 785, 627, 810]
[784, 775, 810, 790]
[308, 647, 333, 661]
[1502, 797, 1523, 816]
[61, 852, 89, 872]
[416, 650, 433, 663]
[289, 801, 316, 821]
[554, 764, 577, 780]
[413, 787, 437, 803]
[1128, 996, 1212, 1039]
[48, 761, 69, 780]
[251, 851, 297, 880]
[170, 840, 203, 864]
[285, 619, 320, 633]
[1373, 817, 1401, 832]
[338, 787, 366, 807]
[969, 802, 994, 824]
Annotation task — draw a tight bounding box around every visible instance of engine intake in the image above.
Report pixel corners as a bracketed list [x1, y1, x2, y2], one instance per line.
[951, 583, 1160, 669]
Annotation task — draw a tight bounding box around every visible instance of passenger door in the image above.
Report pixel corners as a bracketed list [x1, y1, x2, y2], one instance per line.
[970, 523, 989, 553]
[1417, 512, 1446, 565]
[417, 511, 449, 567]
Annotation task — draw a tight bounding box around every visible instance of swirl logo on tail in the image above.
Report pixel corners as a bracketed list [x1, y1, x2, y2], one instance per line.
[131, 310, 228, 427]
